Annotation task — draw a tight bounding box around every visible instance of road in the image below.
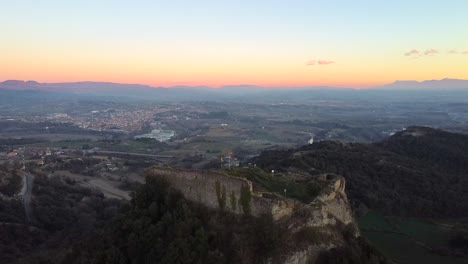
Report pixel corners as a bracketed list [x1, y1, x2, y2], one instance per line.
[22, 173, 36, 224]
[96, 150, 173, 159]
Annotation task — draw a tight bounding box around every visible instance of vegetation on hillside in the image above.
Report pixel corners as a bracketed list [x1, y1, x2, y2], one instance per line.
[60, 176, 390, 264]
[1, 175, 123, 264]
[253, 127, 468, 218]
[0, 166, 22, 197]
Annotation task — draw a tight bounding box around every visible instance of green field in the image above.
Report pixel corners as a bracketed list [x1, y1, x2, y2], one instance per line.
[25, 139, 164, 153]
[359, 211, 466, 264]
[224, 168, 321, 203]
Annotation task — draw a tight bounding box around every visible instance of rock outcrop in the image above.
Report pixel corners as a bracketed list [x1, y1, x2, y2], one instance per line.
[146, 167, 358, 264]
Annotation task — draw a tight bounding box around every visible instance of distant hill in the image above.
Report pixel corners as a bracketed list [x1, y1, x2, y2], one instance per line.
[253, 126, 468, 217]
[375, 78, 468, 90]
[0, 80, 219, 100]
[0, 80, 159, 93]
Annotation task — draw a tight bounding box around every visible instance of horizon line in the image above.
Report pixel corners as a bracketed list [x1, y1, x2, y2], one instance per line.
[2, 78, 467, 90]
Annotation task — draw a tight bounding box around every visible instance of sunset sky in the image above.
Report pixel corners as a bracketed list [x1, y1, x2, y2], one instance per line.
[1, 0, 468, 88]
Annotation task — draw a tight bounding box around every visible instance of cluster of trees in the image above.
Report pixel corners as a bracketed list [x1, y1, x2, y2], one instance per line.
[0, 198, 24, 223]
[0, 138, 46, 147]
[32, 176, 122, 232]
[447, 231, 468, 257]
[199, 111, 230, 119]
[44, 156, 101, 175]
[0, 175, 124, 263]
[0, 168, 22, 197]
[254, 127, 468, 218]
[59, 177, 389, 264]
[429, 231, 468, 257]
[378, 126, 468, 176]
[61, 177, 283, 264]
[0, 171, 391, 263]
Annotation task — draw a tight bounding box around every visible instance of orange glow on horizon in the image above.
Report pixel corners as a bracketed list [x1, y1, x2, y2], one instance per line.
[2, 44, 467, 89]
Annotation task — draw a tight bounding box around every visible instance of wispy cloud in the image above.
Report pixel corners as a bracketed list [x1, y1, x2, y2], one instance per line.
[424, 49, 439, 55]
[404, 48, 443, 59]
[404, 49, 420, 56]
[317, 60, 334, 65]
[306, 60, 335, 66]
[408, 48, 468, 56]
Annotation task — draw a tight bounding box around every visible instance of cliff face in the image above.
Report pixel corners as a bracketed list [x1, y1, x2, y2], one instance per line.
[146, 167, 359, 264]
[280, 175, 358, 264]
[311, 176, 354, 227]
[146, 167, 302, 219]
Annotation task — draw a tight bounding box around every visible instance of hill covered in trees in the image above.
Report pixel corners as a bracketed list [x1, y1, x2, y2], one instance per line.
[253, 126, 468, 218]
[0, 171, 390, 264]
[1, 175, 124, 263]
[52, 176, 390, 264]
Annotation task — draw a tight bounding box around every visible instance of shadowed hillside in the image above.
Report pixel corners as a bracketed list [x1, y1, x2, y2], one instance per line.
[253, 127, 468, 218]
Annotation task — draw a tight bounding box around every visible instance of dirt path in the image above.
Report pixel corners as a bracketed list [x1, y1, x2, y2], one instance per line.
[81, 179, 131, 200]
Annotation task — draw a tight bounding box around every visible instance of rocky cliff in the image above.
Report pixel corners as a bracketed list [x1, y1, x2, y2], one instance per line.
[146, 167, 302, 220]
[146, 167, 359, 264]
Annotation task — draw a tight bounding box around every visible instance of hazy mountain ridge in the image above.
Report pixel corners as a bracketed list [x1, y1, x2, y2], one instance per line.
[375, 78, 468, 90]
[2, 78, 467, 94]
[0, 80, 159, 93]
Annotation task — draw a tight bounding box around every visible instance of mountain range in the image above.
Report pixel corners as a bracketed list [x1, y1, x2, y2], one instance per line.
[374, 78, 468, 90]
[1, 78, 468, 94]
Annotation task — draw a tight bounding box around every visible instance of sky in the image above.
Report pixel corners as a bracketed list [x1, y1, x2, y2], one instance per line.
[1, 0, 468, 88]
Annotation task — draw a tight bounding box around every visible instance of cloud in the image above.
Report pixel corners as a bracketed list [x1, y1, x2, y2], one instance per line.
[404, 48, 443, 58]
[404, 49, 420, 56]
[406, 48, 468, 58]
[306, 60, 335, 66]
[317, 60, 335, 65]
[424, 49, 439, 55]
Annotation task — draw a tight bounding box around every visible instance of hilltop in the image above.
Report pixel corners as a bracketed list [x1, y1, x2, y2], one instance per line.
[253, 126, 468, 217]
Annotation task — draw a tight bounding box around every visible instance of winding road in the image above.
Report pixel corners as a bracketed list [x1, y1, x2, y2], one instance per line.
[22, 173, 36, 224]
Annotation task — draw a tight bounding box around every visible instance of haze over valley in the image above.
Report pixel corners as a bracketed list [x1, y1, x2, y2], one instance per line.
[1, 1, 468, 264]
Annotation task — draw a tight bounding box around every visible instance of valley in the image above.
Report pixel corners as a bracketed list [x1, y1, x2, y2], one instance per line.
[1, 90, 468, 263]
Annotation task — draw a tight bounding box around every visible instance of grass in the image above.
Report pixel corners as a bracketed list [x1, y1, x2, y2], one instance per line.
[359, 211, 466, 264]
[223, 167, 320, 203]
[204, 127, 239, 137]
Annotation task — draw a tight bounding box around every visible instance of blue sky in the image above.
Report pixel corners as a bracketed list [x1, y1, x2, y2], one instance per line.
[1, 0, 468, 87]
